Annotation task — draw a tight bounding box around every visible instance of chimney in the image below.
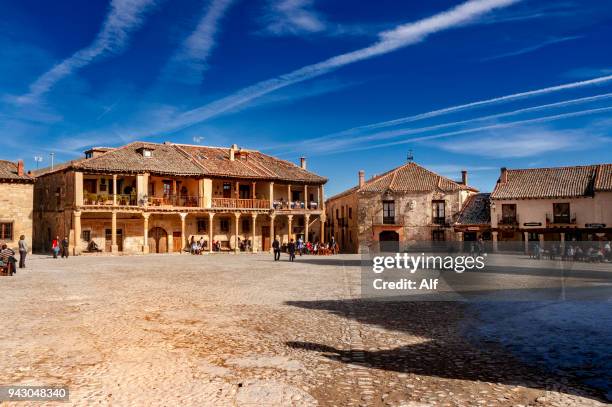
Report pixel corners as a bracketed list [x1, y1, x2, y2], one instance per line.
[500, 167, 508, 183]
[358, 170, 365, 188]
[300, 157, 307, 170]
[461, 170, 468, 185]
[229, 144, 237, 161]
[17, 160, 24, 176]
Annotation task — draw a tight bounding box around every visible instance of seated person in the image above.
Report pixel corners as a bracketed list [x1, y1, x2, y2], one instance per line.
[0, 244, 17, 275]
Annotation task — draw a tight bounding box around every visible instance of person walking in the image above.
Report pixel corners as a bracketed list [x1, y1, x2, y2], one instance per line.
[18, 235, 28, 268]
[272, 237, 281, 261]
[288, 239, 296, 262]
[61, 236, 69, 258]
[51, 236, 60, 259]
[297, 236, 304, 256]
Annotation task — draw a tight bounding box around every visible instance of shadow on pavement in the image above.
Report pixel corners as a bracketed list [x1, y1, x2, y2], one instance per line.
[285, 299, 607, 402]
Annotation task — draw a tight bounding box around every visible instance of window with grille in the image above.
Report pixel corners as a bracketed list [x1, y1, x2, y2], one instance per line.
[0, 223, 13, 240]
[382, 201, 395, 224]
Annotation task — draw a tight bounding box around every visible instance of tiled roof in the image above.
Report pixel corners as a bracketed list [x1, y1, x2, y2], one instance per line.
[456, 193, 491, 225]
[32, 142, 327, 184]
[594, 164, 612, 191]
[491, 164, 612, 199]
[362, 162, 474, 193]
[177, 145, 326, 183]
[0, 160, 34, 183]
[327, 162, 476, 202]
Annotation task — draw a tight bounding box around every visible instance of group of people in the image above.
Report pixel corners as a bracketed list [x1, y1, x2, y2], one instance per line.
[50, 236, 70, 258]
[529, 241, 612, 262]
[272, 236, 339, 262]
[0, 235, 28, 275]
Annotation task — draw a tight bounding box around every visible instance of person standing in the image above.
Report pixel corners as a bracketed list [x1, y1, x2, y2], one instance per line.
[61, 236, 69, 258]
[51, 236, 60, 259]
[18, 235, 28, 268]
[288, 239, 296, 262]
[272, 237, 281, 261]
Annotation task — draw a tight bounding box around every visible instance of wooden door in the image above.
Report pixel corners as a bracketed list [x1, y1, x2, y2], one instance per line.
[148, 227, 167, 253]
[262, 226, 270, 251]
[173, 232, 182, 252]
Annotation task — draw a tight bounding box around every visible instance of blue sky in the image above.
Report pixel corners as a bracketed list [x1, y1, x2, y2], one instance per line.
[1, 0, 611, 196]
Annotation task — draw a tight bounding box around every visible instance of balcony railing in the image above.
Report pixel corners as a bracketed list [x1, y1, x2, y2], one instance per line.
[272, 201, 320, 210]
[83, 193, 137, 206]
[212, 198, 269, 209]
[498, 214, 519, 226]
[546, 213, 577, 225]
[149, 195, 202, 207]
[432, 216, 447, 226]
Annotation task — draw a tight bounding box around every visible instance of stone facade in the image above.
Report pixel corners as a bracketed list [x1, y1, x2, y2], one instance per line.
[326, 163, 476, 254]
[0, 183, 34, 250]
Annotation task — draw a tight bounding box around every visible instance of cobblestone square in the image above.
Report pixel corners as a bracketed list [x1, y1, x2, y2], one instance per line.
[0, 253, 608, 406]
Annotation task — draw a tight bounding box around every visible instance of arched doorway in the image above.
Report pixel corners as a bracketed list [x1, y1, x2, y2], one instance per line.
[379, 230, 400, 252]
[148, 227, 168, 253]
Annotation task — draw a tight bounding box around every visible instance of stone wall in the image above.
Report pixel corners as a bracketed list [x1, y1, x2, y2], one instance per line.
[0, 182, 34, 251]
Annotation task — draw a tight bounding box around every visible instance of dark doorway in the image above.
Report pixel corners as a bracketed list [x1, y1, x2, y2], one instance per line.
[262, 226, 270, 251]
[105, 229, 123, 252]
[379, 230, 400, 252]
[148, 227, 168, 253]
[173, 231, 182, 253]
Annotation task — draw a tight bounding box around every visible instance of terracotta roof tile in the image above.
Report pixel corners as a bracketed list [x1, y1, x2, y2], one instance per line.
[490, 164, 612, 199]
[359, 162, 475, 193]
[456, 193, 491, 225]
[31, 142, 327, 184]
[594, 164, 612, 191]
[0, 160, 34, 183]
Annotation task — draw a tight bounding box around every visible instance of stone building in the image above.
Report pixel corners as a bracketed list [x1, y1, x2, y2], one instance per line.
[453, 193, 491, 243]
[0, 160, 34, 250]
[32, 142, 327, 255]
[490, 164, 612, 251]
[325, 161, 477, 253]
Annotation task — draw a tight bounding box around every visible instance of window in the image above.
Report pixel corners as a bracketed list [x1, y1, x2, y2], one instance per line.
[553, 203, 570, 223]
[239, 184, 250, 199]
[336, 208, 339, 219]
[501, 204, 517, 224]
[82, 230, 91, 242]
[292, 190, 301, 202]
[197, 218, 208, 233]
[83, 179, 97, 194]
[142, 149, 152, 157]
[162, 180, 172, 197]
[220, 219, 230, 232]
[348, 207, 352, 219]
[242, 218, 251, 233]
[0, 223, 13, 240]
[223, 183, 232, 198]
[148, 182, 155, 196]
[55, 187, 61, 207]
[432, 200, 445, 225]
[382, 200, 395, 224]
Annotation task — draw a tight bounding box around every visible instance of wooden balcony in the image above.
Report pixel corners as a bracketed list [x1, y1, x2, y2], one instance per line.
[212, 198, 270, 209]
[83, 193, 137, 206]
[148, 195, 202, 207]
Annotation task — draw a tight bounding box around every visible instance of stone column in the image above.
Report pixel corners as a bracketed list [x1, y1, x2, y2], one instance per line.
[111, 210, 118, 253]
[287, 184, 291, 206]
[73, 210, 81, 255]
[539, 233, 545, 251]
[320, 215, 326, 243]
[456, 231, 463, 252]
[113, 174, 117, 206]
[180, 212, 187, 254]
[251, 213, 257, 253]
[269, 214, 275, 253]
[304, 185, 308, 209]
[208, 212, 215, 253]
[251, 182, 256, 199]
[320, 185, 325, 212]
[523, 231, 529, 254]
[143, 213, 150, 254]
[287, 215, 293, 243]
[269, 182, 274, 208]
[492, 231, 498, 252]
[234, 212, 240, 253]
[304, 214, 310, 242]
[560, 232, 565, 252]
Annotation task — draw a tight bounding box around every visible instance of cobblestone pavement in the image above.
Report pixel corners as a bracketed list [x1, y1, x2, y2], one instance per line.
[0, 253, 607, 406]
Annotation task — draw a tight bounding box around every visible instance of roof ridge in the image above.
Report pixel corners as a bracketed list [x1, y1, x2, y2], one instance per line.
[172, 144, 208, 174]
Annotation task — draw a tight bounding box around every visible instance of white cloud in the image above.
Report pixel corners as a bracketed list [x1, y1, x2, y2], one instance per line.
[432, 127, 609, 158]
[15, 0, 157, 104]
[263, 0, 326, 35]
[161, 0, 235, 84]
[481, 35, 582, 62]
[164, 0, 521, 132]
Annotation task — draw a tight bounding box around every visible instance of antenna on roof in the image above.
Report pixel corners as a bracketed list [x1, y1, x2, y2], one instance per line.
[407, 149, 414, 162]
[34, 155, 43, 169]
